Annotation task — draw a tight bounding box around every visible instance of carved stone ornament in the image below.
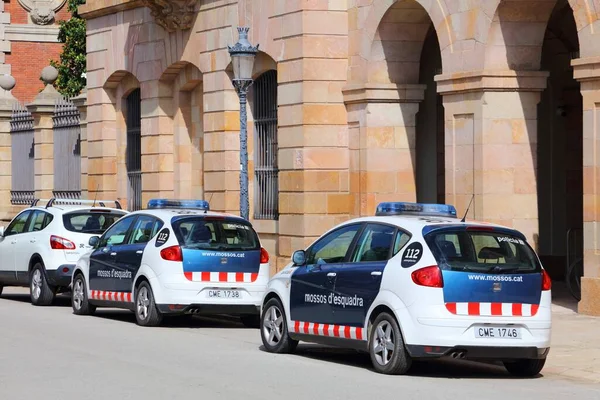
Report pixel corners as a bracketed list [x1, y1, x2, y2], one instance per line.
[140, 0, 198, 32]
[18, 0, 67, 25]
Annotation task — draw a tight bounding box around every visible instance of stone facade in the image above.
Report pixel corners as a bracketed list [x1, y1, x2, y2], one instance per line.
[71, 0, 600, 315]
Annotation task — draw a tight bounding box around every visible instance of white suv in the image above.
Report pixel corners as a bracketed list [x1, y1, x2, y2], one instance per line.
[0, 198, 128, 305]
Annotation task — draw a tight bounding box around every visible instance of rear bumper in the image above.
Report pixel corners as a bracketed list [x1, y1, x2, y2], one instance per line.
[46, 265, 75, 287]
[406, 344, 550, 360]
[156, 303, 260, 315]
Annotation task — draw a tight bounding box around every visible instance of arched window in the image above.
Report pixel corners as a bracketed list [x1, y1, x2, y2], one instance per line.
[126, 88, 142, 211]
[253, 70, 278, 220]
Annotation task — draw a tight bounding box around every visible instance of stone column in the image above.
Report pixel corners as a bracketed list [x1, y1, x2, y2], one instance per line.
[27, 66, 64, 200]
[343, 84, 425, 215]
[436, 71, 548, 246]
[72, 88, 88, 200]
[0, 74, 18, 223]
[573, 57, 600, 316]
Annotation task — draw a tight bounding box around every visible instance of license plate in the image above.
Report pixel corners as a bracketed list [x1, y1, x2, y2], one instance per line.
[474, 326, 521, 339]
[207, 290, 241, 299]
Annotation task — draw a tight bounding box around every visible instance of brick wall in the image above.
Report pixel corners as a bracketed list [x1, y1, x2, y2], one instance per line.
[5, 42, 63, 102]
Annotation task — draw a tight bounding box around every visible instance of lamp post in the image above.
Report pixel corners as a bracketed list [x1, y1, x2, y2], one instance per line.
[228, 27, 259, 220]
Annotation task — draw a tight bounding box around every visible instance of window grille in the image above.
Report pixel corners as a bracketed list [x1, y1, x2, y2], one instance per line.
[126, 89, 142, 211]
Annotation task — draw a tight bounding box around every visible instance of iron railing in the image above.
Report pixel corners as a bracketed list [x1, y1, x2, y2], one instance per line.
[253, 70, 279, 220]
[53, 98, 81, 197]
[126, 88, 142, 211]
[10, 103, 34, 205]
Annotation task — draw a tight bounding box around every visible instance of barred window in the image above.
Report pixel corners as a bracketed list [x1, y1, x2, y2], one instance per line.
[126, 88, 142, 211]
[253, 70, 278, 220]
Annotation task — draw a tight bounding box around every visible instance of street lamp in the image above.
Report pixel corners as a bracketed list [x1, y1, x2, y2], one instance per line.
[228, 27, 258, 220]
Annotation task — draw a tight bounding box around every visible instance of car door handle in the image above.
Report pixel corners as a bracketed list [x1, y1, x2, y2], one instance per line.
[136, 250, 143, 254]
[371, 271, 382, 276]
[327, 272, 337, 277]
[110, 252, 117, 256]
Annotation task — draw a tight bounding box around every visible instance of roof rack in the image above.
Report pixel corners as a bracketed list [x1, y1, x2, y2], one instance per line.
[31, 198, 123, 210]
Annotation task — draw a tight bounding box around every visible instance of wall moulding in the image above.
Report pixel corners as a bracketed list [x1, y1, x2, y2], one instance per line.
[139, 0, 198, 32]
[17, 0, 68, 25]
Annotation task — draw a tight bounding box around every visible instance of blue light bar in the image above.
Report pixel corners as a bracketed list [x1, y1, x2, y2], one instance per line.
[147, 199, 210, 210]
[375, 202, 457, 218]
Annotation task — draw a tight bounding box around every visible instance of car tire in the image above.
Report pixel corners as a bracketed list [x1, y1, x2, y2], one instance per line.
[240, 314, 260, 329]
[134, 281, 163, 327]
[260, 297, 298, 353]
[71, 273, 96, 316]
[30, 263, 55, 306]
[0, 285, 3, 296]
[369, 312, 412, 375]
[503, 358, 546, 377]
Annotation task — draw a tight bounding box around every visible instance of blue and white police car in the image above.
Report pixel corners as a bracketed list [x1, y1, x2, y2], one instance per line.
[71, 199, 271, 327]
[259, 202, 552, 376]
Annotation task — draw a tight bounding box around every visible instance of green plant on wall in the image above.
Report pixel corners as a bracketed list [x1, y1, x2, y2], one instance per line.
[50, 0, 86, 97]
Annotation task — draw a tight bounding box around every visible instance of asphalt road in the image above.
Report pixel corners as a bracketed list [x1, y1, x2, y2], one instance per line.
[1, 288, 599, 400]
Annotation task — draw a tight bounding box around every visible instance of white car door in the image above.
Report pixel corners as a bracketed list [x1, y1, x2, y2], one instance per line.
[0, 210, 33, 283]
[14, 210, 48, 279]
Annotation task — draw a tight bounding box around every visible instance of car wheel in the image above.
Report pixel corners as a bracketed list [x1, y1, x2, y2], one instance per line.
[369, 312, 412, 375]
[260, 298, 298, 353]
[71, 274, 96, 316]
[240, 314, 260, 329]
[30, 263, 55, 306]
[503, 358, 546, 377]
[134, 281, 163, 327]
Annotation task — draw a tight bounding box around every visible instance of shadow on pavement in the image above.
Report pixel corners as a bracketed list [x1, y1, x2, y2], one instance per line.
[0, 292, 72, 307]
[265, 344, 544, 380]
[92, 310, 258, 330]
[550, 281, 578, 312]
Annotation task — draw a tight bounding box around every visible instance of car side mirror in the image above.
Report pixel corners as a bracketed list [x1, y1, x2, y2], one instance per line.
[292, 250, 306, 266]
[88, 236, 100, 248]
[0, 226, 4, 237]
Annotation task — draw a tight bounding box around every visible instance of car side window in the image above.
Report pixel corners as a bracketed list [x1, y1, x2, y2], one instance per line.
[26, 211, 49, 232]
[98, 216, 136, 248]
[128, 215, 163, 245]
[351, 223, 397, 263]
[5, 211, 32, 236]
[306, 224, 362, 265]
[392, 230, 411, 256]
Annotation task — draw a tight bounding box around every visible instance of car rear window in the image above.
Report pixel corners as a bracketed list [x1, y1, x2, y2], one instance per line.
[424, 228, 541, 273]
[172, 217, 260, 251]
[63, 210, 126, 234]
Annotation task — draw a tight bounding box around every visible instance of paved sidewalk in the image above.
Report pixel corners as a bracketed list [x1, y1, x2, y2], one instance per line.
[544, 283, 600, 383]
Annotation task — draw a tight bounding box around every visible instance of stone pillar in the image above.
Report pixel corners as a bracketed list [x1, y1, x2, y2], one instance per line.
[573, 57, 600, 316]
[436, 71, 549, 244]
[343, 84, 425, 215]
[0, 74, 18, 223]
[140, 79, 175, 206]
[27, 66, 64, 200]
[72, 88, 88, 200]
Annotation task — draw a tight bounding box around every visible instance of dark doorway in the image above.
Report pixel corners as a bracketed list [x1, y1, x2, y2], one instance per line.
[126, 88, 142, 211]
[416, 26, 445, 203]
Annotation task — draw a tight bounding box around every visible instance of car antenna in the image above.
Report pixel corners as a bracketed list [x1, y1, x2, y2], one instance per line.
[461, 194, 474, 223]
[205, 192, 214, 214]
[92, 184, 99, 207]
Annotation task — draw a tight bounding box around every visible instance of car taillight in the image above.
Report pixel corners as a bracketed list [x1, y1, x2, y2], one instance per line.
[542, 269, 552, 291]
[161, 245, 182, 262]
[260, 247, 269, 264]
[50, 235, 75, 250]
[411, 265, 443, 288]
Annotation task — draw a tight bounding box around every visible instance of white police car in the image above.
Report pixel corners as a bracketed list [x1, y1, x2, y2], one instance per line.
[259, 202, 552, 377]
[71, 199, 270, 327]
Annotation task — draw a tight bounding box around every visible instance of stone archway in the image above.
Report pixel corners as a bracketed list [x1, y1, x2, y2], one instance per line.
[343, 0, 445, 214]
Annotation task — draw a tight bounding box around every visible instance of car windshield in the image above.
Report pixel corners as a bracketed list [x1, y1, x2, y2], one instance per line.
[172, 217, 260, 251]
[63, 210, 126, 235]
[424, 228, 541, 273]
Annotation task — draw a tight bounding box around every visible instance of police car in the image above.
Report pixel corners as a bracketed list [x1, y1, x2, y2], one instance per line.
[71, 199, 270, 327]
[259, 202, 552, 377]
